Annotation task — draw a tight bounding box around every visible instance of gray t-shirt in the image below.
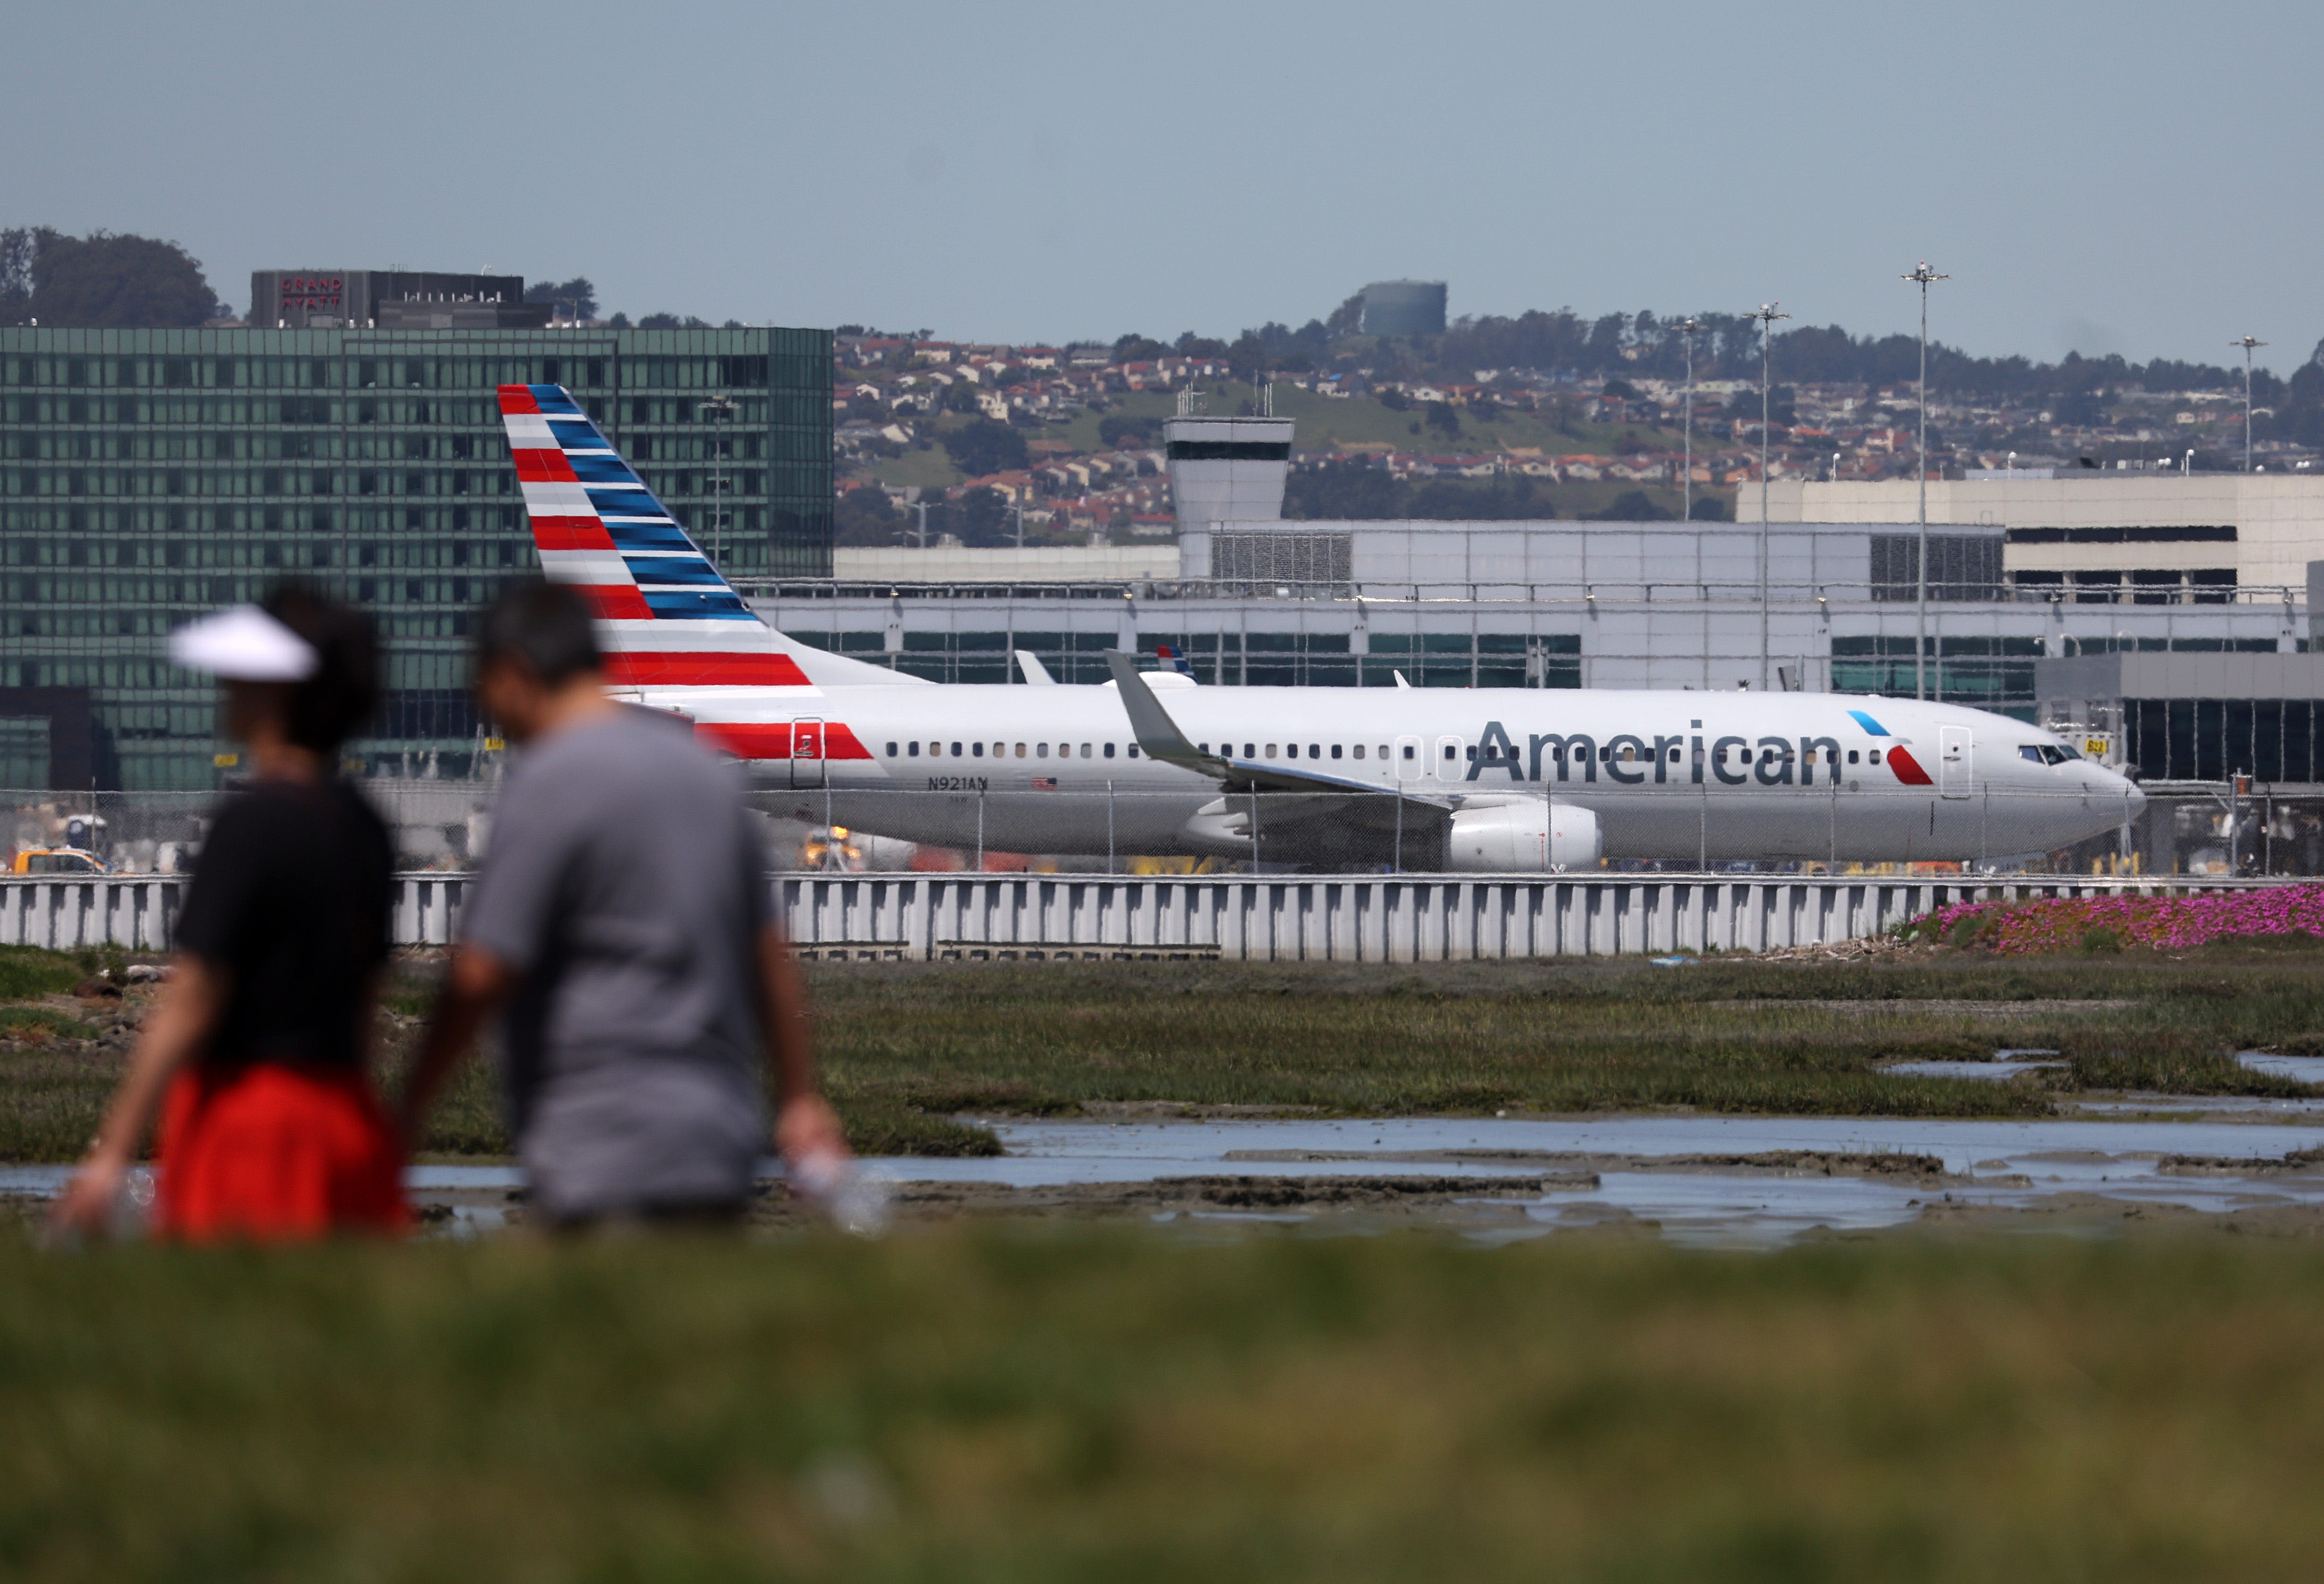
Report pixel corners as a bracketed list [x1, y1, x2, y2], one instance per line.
[459, 707, 772, 1220]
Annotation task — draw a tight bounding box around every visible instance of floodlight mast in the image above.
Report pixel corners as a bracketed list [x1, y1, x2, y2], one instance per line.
[696, 394, 740, 571]
[2233, 336, 2266, 474]
[1902, 261, 1948, 701]
[1745, 303, 1790, 690]
[1677, 316, 1706, 523]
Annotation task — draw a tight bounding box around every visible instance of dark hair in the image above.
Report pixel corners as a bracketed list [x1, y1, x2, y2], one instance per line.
[260, 582, 379, 754]
[476, 580, 602, 688]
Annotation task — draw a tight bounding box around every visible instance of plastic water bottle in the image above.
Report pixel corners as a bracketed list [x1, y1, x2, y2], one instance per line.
[788, 1149, 889, 1238]
[113, 1167, 155, 1239]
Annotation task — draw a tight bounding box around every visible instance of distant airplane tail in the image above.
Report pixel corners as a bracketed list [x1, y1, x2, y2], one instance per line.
[497, 384, 912, 688]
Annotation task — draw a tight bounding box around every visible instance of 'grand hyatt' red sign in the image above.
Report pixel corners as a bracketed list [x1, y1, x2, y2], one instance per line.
[278, 275, 344, 310]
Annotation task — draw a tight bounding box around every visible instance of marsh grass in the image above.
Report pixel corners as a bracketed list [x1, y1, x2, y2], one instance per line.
[0, 945, 80, 1002]
[4, 1231, 2324, 1580]
[807, 945, 2324, 1123]
[0, 950, 995, 1162]
[0, 1005, 92, 1042]
[9, 943, 2322, 1162]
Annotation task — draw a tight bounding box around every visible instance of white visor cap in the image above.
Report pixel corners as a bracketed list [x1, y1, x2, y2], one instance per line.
[168, 606, 320, 682]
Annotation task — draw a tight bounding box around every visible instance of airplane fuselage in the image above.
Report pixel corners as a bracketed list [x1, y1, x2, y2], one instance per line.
[650, 682, 2144, 866]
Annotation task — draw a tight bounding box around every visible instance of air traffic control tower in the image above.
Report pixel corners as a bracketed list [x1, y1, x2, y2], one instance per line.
[1165, 413, 1293, 533]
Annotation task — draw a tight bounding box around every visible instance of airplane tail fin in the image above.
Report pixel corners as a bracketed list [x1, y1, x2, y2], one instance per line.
[497, 384, 918, 688]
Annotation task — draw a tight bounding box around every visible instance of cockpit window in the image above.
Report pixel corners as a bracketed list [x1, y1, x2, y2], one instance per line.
[2019, 743, 2079, 766]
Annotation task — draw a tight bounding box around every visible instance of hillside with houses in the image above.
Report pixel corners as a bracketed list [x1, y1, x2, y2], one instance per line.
[826, 311, 2324, 549]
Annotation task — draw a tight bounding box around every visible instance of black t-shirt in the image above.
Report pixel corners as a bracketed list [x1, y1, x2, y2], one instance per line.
[173, 779, 394, 1073]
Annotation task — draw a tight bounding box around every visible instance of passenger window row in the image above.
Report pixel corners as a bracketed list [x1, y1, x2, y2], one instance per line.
[885, 741, 1139, 760]
[1197, 743, 1393, 761]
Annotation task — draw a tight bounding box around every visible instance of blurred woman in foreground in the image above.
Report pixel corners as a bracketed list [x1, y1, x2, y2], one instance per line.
[53, 586, 403, 1241]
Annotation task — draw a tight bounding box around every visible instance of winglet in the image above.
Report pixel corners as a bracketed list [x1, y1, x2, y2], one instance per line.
[1015, 650, 1055, 684]
[1105, 651, 1220, 773]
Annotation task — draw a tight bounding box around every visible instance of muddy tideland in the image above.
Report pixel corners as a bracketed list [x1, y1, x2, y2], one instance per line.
[17, 1106, 2324, 1246]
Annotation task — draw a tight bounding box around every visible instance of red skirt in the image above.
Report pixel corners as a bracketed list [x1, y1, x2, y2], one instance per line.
[154, 1062, 408, 1242]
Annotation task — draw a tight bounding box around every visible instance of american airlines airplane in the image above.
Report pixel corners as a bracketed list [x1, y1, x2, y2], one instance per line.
[500, 384, 2145, 870]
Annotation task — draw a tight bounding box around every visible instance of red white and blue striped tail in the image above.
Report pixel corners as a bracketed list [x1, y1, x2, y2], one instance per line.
[498, 384, 907, 690]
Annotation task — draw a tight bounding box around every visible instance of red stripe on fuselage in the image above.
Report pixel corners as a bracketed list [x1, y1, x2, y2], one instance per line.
[531, 515, 616, 551]
[695, 721, 873, 762]
[604, 652, 811, 687]
[1886, 746, 1934, 785]
[573, 585, 653, 619]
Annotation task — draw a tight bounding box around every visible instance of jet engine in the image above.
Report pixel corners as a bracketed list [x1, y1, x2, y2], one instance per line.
[1445, 800, 1602, 872]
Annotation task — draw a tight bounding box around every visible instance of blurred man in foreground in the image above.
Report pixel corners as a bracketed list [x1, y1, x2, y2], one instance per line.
[399, 581, 846, 1227]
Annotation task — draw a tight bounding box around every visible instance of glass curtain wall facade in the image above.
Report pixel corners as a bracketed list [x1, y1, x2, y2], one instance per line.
[2125, 700, 2324, 783]
[788, 627, 1583, 689]
[1, 326, 831, 789]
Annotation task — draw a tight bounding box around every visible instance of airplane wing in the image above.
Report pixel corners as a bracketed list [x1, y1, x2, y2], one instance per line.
[1105, 651, 1454, 807]
[1015, 650, 1055, 684]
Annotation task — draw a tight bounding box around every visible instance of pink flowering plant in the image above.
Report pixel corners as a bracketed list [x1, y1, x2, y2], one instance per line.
[1903, 885, 2324, 957]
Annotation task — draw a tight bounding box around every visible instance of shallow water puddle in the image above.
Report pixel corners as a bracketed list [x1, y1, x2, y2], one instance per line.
[933, 1114, 2324, 1246]
[2238, 1051, 2324, 1084]
[1885, 1060, 2064, 1081]
[13, 1111, 2324, 1248]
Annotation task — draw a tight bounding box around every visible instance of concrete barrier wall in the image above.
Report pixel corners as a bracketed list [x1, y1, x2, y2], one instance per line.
[0, 872, 2300, 960]
[0, 877, 182, 952]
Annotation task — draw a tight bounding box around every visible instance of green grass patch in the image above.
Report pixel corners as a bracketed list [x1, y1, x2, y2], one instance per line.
[0, 1036, 113, 1159]
[806, 950, 2323, 1123]
[0, 945, 80, 1002]
[4, 1232, 2324, 1579]
[0, 1005, 94, 1042]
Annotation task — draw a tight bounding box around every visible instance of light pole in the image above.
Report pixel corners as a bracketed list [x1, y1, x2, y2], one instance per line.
[1903, 261, 1948, 701]
[1677, 316, 1705, 522]
[1745, 302, 1790, 689]
[696, 395, 740, 571]
[2233, 336, 2266, 474]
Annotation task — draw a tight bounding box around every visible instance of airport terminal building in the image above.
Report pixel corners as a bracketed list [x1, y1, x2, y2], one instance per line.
[1, 312, 832, 788]
[765, 417, 2317, 758]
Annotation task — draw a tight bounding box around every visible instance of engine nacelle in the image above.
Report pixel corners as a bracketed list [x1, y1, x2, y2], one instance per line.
[1445, 800, 1602, 872]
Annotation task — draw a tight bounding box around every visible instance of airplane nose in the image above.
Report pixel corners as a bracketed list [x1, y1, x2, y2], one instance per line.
[2119, 777, 2147, 822]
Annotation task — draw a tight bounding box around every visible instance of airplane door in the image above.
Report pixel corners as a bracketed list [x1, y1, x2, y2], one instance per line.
[790, 717, 826, 788]
[1394, 735, 1423, 782]
[1938, 725, 1971, 799]
[1434, 735, 1465, 780]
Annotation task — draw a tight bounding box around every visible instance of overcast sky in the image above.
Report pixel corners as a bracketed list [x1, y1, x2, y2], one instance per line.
[8, 0, 2319, 371]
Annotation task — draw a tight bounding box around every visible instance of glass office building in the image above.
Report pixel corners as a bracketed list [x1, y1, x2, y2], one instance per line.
[1, 325, 832, 789]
